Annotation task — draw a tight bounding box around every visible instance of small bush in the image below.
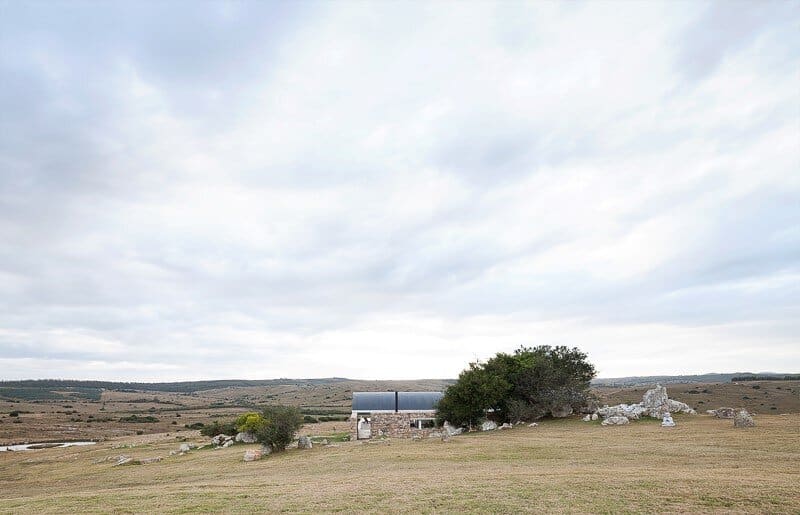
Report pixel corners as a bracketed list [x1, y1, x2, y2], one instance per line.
[120, 415, 159, 423]
[199, 420, 236, 436]
[253, 406, 304, 452]
[303, 415, 319, 423]
[9, 411, 19, 417]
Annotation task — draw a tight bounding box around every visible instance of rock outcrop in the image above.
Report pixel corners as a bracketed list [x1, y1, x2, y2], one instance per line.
[598, 385, 696, 422]
[734, 409, 755, 428]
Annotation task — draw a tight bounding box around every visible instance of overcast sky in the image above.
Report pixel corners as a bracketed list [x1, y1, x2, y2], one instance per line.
[0, 1, 798, 381]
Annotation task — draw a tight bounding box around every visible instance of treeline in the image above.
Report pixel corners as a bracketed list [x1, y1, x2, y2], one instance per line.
[731, 375, 800, 382]
[0, 378, 351, 394]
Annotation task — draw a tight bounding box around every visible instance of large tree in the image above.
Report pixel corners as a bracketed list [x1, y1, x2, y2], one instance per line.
[437, 345, 596, 427]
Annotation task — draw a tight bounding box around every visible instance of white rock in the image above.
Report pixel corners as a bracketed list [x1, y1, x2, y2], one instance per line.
[297, 435, 313, 449]
[499, 423, 513, 430]
[582, 414, 591, 422]
[179, 443, 190, 453]
[591, 413, 598, 421]
[222, 440, 233, 448]
[243, 449, 262, 461]
[235, 432, 258, 444]
[481, 420, 498, 431]
[601, 416, 629, 426]
[661, 413, 676, 427]
[443, 421, 464, 436]
[528, 422, 538, 427]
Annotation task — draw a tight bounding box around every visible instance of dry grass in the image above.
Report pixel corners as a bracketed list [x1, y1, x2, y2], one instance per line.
[2, 414, 798, 514]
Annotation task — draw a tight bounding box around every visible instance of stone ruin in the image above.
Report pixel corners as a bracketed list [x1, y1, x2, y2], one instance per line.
[597, 384, 696, 425]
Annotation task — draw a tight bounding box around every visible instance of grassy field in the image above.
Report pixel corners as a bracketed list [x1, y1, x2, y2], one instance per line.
[1, 414, 798, 513]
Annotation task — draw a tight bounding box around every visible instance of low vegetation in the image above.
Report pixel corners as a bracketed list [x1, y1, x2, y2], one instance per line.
[437, 345, 595, 427]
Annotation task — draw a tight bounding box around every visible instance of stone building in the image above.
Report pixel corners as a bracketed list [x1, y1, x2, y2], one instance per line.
[350, 391, 443, 440]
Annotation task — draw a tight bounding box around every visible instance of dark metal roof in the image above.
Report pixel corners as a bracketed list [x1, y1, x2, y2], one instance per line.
[352, 391, 443, 411]
[398, 391, 443, 411]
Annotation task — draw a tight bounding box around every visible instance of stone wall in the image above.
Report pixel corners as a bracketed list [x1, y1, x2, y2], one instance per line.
[350, 412, 439, 440]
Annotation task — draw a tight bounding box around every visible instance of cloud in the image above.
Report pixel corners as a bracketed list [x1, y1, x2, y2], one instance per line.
[0, 1, 797, 380]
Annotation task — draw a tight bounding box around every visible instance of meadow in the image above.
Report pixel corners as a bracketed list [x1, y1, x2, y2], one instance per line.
[1, 413, 798, 514]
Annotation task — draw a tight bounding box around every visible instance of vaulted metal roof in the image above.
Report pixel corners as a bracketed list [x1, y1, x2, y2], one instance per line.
[352, 391, 444, 411]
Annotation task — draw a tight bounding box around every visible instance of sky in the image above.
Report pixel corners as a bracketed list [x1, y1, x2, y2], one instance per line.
[0, 0, 798, 381]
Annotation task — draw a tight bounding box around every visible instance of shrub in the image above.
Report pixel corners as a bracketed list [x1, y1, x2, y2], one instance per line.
[437, 345, 596, 427]
[199, 420, 236, 436]
[120, 415, 159, 423]
[253, 406, 304, 452]
[303, 415, 319, 424]
[9, 411, 19, 417]
[235, 412, 265, 433]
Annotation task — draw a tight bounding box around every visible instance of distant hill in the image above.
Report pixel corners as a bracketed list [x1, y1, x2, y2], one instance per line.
[591, 372, 799, 387]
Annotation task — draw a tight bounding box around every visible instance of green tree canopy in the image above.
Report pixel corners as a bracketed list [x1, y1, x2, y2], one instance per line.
[436, 345, 596, 427]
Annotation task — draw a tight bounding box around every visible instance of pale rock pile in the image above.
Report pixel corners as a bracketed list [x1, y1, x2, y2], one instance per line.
[597, 385, 696, 424]
[211, 434, 234, 448]
[707, 407, 736, 419]
[481, 420, 498, 431]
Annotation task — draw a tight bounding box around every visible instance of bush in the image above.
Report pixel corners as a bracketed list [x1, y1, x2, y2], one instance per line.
[303, 415, 319, 423]
[199, 420, 236, 436]
[119, 415, 159, 423]
[437, 345, 596, 427]
[235, 412, 265, 433]
[253, 406, 304, 452]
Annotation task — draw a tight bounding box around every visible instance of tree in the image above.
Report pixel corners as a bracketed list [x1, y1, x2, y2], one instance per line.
[252, 405, 304, 452]
[436, 345, 596, 427]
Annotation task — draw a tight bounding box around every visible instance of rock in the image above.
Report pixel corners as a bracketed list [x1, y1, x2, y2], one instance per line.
[667, 399, 696, 415]
[298, 435, 313, 449]
[222, 440, 233, 448]
[261, 445, 272, 456]
[734, 409, 755, 428]
[582, 414, 591, 422]
[443, 421, 464, 436]
[601, 416, 629, 426]
[179, 443, 190, 453]
[139, 456, 162, 464]
[320, 439, 329, 446]
[597, 404, 645, 420]
[661, 413, 676, 427]
[591, 413, 598, 421]
[710, 407, 736, 419]
[528, 422, 538, 427]
[243, 449, 262, 462]
[550, 404, 574, 418]
[428, 431, 443, 438]
[499, 423, 513, 430]
[441, 434, 451, 443]
[235, 432, 257, 444]
[211, 434, 230, 446]
[113, 456, 133, 466]
[481, 421, 498, 431]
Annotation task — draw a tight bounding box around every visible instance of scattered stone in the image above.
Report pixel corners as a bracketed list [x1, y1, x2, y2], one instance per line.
[113, 456, 133, 466]
[661, 413, 676, 427]
[550, 405, 573, 418]
[582, 414, 591, 422]
[601, 416, 629, 426]
[211, 434, 232, 447]
[222, 440, 233, 448]
[734, 409, 755, 428]
[320, 439, 329, 446]
[298, 436, 313, 449]
[441, 433, 451, 443]
[179, 443, 190, 453]
[499, 423, 513, 430]
[243, 449, 262, 462]
[710, 407, 736, 419]
[139, 456, 162, 464]
[443, 421, 464, 436]
[428, 431, 443, 438]
[235, 432, 257, 444]
[481, 421, 498, 431]
[260, 445, 272, 456]
[528, 422, 539, 427]
[591, 413, 598, 421]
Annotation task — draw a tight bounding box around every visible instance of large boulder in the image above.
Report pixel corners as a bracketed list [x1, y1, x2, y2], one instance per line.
[298, 435, 313, 449]
[667, 399, 697, 415]
[179, 443, 191, 453]
[734, 409, 755, 428]
[601, 416, 629, 426]
[550, 405, 573, 418]
[235, 432, 258, 444]
[481, 420, 498, 431]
